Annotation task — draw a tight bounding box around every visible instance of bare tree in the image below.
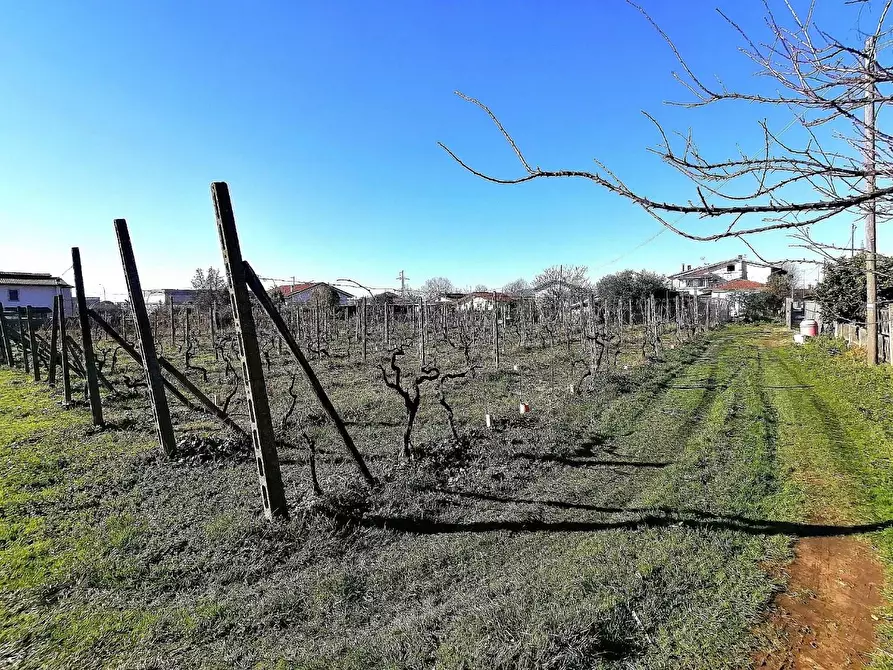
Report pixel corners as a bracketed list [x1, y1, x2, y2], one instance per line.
[421, 276, 456, 299]
[441, 0, 893, 362]
[502, 277, 531, 295]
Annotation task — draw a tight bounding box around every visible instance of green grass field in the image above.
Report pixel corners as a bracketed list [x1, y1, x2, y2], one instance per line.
[2, 325, 892, 668]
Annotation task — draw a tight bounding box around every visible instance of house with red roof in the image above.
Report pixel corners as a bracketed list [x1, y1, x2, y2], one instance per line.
[276, 282, 356, 307]
[668, 255, 785, 296]
[711, 279, 770, 317]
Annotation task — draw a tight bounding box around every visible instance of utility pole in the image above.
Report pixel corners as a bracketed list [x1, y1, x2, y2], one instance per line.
[396, 270, 409, 297]
[865, 36, 879, 365]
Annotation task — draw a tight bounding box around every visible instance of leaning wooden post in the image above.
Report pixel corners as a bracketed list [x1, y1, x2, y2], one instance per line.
[114, 219, 177, 457]
[0, 303, 11, 367]
[58, 297, 72, 405]
[26, 306, 40, 381]
[71, 247, 104, 427]
[243, 260, 377, 487]
[211, 181, 288, 521]
[48, 296, 60, 385]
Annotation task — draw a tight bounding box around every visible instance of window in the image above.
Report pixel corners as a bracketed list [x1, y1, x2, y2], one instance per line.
[7, 289, 19, 302]
[726, 264, 735, 272]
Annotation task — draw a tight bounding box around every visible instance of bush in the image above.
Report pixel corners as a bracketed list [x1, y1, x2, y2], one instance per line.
[815, 253, 893, 322]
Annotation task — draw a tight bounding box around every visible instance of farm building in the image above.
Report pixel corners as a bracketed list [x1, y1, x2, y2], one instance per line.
[277, 282, 356, 307]
[668, 256, 785, 295]
[0, 271, 74, 316]
[143, 289, 205, 307]
[457, 291, 517, 311]
[711, 279, 767, 318]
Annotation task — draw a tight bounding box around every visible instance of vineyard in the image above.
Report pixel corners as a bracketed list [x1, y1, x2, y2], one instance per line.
[4, 183, 887, 669]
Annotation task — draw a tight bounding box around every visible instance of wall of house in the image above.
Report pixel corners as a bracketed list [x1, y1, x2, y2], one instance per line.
[2, 285, 73, 313]
[745, 264, 773, 283]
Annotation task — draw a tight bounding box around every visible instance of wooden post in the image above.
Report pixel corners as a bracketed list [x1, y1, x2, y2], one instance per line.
[16, 309, 29, 373]
[212, 181, 287, 520]
[361, 297, 367, 363]
[26, 306, 40, 381]
[419, 298, 427, 367]
[72, 247, 104, 427]
[492, 292, 500, 369]
[184, 305, 191, 347]
[59, 297, 72, 405]
[114, 219, 177, 457]
[210, 303, 219, 360]
[0, 303, 11, 367]
[169, 301, 176, 347]
[243, 260, 376, 487]
[48, 296, 60, 385]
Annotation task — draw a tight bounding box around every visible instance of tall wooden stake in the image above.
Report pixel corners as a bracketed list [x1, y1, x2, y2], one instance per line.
[48, 296, 60, 385]
[0, 303, 11, 366]
[26, 306, 40, 381]
[17, 309, 29, 373]
[59, 296, 72, 405]
[212, 181, 287, 520]
[72, 247, 104, 426]
[115, 219, 177, 456]
[244, 261, 376, 487]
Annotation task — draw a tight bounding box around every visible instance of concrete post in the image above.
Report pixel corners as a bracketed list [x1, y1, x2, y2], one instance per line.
[114, 219, 177, 457]
[211, 181, 287, 520]
[72, 247, 104, 426]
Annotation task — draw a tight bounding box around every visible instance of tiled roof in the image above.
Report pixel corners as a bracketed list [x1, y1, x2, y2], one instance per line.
[278, 282, 318, 297]
[0, 272, 72, 288]
[716, 279, 765, 291]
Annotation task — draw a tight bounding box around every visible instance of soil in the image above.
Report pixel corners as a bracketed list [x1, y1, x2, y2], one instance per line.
[755, 535, 884, 669]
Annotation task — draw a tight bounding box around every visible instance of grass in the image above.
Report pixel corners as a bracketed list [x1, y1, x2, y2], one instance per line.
[759, 334, 893, 667]
[1, 324, 891, 667]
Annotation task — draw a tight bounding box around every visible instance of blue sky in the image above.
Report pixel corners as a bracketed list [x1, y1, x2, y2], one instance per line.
[0, 0, 883, 298]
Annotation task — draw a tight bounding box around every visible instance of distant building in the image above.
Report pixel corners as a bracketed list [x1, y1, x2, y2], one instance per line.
[430, 292, 467, 305]
[668, 256, 785, 295]
[711, 279, 767, 318]
[0, 271, 73, 316]
[457, 291, 517, 311]
[277, 282, 356, 307]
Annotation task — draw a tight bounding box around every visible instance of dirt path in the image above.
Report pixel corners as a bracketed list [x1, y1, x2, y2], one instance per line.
[754, 333, 886, 669]
[756, 535, 884, 669]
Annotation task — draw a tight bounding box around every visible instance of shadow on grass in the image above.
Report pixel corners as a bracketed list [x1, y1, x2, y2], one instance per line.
[512, 452, 671, 468]
[336, 507, 893, 538]
[339, 486, 893, 538]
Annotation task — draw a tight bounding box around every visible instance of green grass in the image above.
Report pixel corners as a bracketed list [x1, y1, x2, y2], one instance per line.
[759, 334, 893, 667]
[3, 325, 891, 668]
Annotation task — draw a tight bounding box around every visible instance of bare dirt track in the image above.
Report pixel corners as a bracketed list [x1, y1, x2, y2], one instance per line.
[756, 535, 884, 670]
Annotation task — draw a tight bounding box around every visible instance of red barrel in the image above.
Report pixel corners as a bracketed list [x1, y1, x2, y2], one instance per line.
[799, 319, 818, 337]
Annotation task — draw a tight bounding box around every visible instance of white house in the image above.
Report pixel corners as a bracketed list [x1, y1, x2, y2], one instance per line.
[457, 291, 516, 311]
[0, 271, 73, 315]
[668, 256, 784, 295]
[710, 279, 767, 318]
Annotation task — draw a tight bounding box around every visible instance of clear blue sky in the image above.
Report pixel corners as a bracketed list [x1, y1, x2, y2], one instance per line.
[0, 0, 883, 299]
